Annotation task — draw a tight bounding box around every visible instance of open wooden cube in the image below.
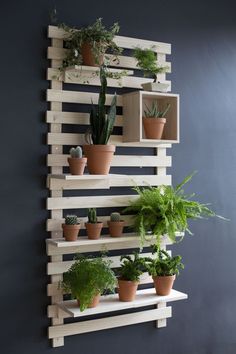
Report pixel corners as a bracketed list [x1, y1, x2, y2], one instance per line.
[122, 91, 179, 143]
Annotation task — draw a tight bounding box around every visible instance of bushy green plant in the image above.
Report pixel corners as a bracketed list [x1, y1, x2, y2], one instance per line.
[146, 248, 184, 277]
[133, 47, 169, 83]
[118, 253, 147, 282]
[144, 102, 170, 118]
[61, 255, 117, 311]
[69, 146, 83, 158]
[124, 173, 225, 247]
[65, 215, 78, 225]
[110, 212, 121, 222]
[88, 208, 97, 223]
[85, 65, 116, 144]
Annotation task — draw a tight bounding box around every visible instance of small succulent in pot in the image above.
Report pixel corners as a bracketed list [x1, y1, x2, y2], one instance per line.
[62, 215, 81, 241]
[117, 253, 146, 302]
[68, 146, 87, 175]
[143, 101, 170, 140]
[85, 208, 103, 240]
[107, 212, 125, 237]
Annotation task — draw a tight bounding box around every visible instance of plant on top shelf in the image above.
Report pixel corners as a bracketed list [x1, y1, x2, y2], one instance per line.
[117, 253, 147, 302]
[123, 172, 226, 249]
[84, 65, 117, 175]
[61, 254, 117, 311]
[146, 247, 184, 295]
[85, 208, 103, 240]
[143, 101, 171, 140]
[68, 146, 87, 175]
[107, 212, 125, 238]
[133, 46, 170, 92]
[62, 215, 80, 242]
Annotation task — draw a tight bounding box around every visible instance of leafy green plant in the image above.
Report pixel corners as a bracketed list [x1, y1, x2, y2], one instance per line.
[144, 102, 170, 118]
[124, 173, 225, 247]
[65, 215, 78, 225]
[133, 47, 169, 83]
[61, 255, 117, 311]
[146, 248, 184, 277]
[118, 253, 147, 281]
[85, 65, 116, 144]
[87, 208, 98, 223]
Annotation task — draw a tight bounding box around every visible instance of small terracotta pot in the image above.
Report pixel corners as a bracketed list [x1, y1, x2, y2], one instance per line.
[83, 145, 115, 175]
[153, 275, 176, 296]
[85, 222, 103, 239]
[67, 157, 87, 175]
[118, 279, 139, 302]
[81, 42, 104, 67]
[143, 117, 166, 139]
[77, 294, 100, 308]
[62, 224, 81, 241]
[107, 221, 125, 237]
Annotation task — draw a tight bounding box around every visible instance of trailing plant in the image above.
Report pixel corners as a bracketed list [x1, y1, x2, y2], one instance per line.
[118, 253, 147, 282]
[61, 254, 117, 311]
[87, 208, 98, 223]
[65, 215, 79, 225]
[146, 248, 184, 277]
[133, 47, 169, 83]
[85, 65, 116, 144]
[110, 212, 121, 222]
[123, 172, 226, 248]
[69, 146, 83, 158]
[144, 102, 170, 118]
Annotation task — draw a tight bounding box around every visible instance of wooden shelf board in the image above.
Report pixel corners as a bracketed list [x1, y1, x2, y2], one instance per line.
[50, 174, 125, 181]
[65, 65, 134, 76]
[57, 288, 187, 318]
[140, 139, 178, 144]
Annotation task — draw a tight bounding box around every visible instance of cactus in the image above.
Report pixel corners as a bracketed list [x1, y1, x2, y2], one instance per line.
[88, 208, 97, 223]
[70, 146, 83, 158]
[65, 215, 78, 225]
[144, 102, 170, 118]
[110, 212, 121, 222]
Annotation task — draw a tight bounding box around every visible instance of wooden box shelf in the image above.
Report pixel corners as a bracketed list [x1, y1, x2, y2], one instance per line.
[123, 91, 179, 143]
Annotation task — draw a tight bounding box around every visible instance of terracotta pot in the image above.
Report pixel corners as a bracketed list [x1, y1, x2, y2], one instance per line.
[118, 279, 139, 302]
[107, 221, 125, 237]
[81, 42, 104, 67]
[83, 145, 115, 175]
[85, 222, 103, 239]
[67, 157, 87, 175]
[143, 117, 166, 139]
[153, 275, 176, 296]
[77, 294, 100, 308]
[62, 224, 81, 241]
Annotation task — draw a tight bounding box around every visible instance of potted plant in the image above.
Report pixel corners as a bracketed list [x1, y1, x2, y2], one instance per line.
[143, 101, 170, 139]
[124, 173, 225, 248]
[62, 215, 80, 241]
[146, 248, 184, 296]
[84, 65, 116, 174]
[133, 47, 169, 92]
[117, 253, 146, 302]
[85, 208, 103, 240]
[61, 255, 117, 311]
[107, 212, 125, 237]
[68, 146, 87, 175]
[62, 18, 122, 67]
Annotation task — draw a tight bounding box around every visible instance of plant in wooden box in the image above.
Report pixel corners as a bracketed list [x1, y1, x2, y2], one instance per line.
[85, 208, 103, 240]
[107, 212, 125, 237]
[146, 248, 184, 295]
[143, 101, 170, 139]
[133, 47, 169, 92]
[61, 255, 117, 311]
[117, 253, 146, 302]
[68, 146, 87, 175]
[124, 173, 225, 249]
[84, 65, 116, 174]
[62, 215, 80, 241]
[62, 18, 122, 67]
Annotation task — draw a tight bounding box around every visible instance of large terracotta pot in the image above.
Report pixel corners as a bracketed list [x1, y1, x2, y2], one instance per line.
[81, 42, 104, 67]
[118, 279, 139, 302]
[83, 145, 115, 175]
[107, 221, 125, 237]
[62, 224, 81, 241]
[77, 294, 100, 308]
[67, 157, 87, 175]
[153, 275, 176, 296]
[143, 117, 166, 139]
[85, 222, 103, 240]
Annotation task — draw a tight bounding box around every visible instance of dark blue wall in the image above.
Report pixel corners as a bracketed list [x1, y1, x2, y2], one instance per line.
[1, 0, 236, 353]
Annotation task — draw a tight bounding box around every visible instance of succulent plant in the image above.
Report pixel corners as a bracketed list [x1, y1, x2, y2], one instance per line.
[144, 102, 170, 118]
[70, 146, 83, 158]
[88, 208, 97, 223]
[65, 215, 79, 225]
[110, 212, 121, 222]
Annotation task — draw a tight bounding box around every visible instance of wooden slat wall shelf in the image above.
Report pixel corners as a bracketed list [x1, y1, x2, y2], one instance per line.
[46, 25, 187, 347]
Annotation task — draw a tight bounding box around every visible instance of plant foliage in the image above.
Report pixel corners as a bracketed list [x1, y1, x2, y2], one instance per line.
[146, 248, 184, 277]
[87, 208, 97, 223]
[144, 101, 170, 118]
[118, 253, 147, 282]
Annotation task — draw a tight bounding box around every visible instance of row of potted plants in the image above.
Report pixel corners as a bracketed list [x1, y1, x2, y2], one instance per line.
[61, 248, 184, 312]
